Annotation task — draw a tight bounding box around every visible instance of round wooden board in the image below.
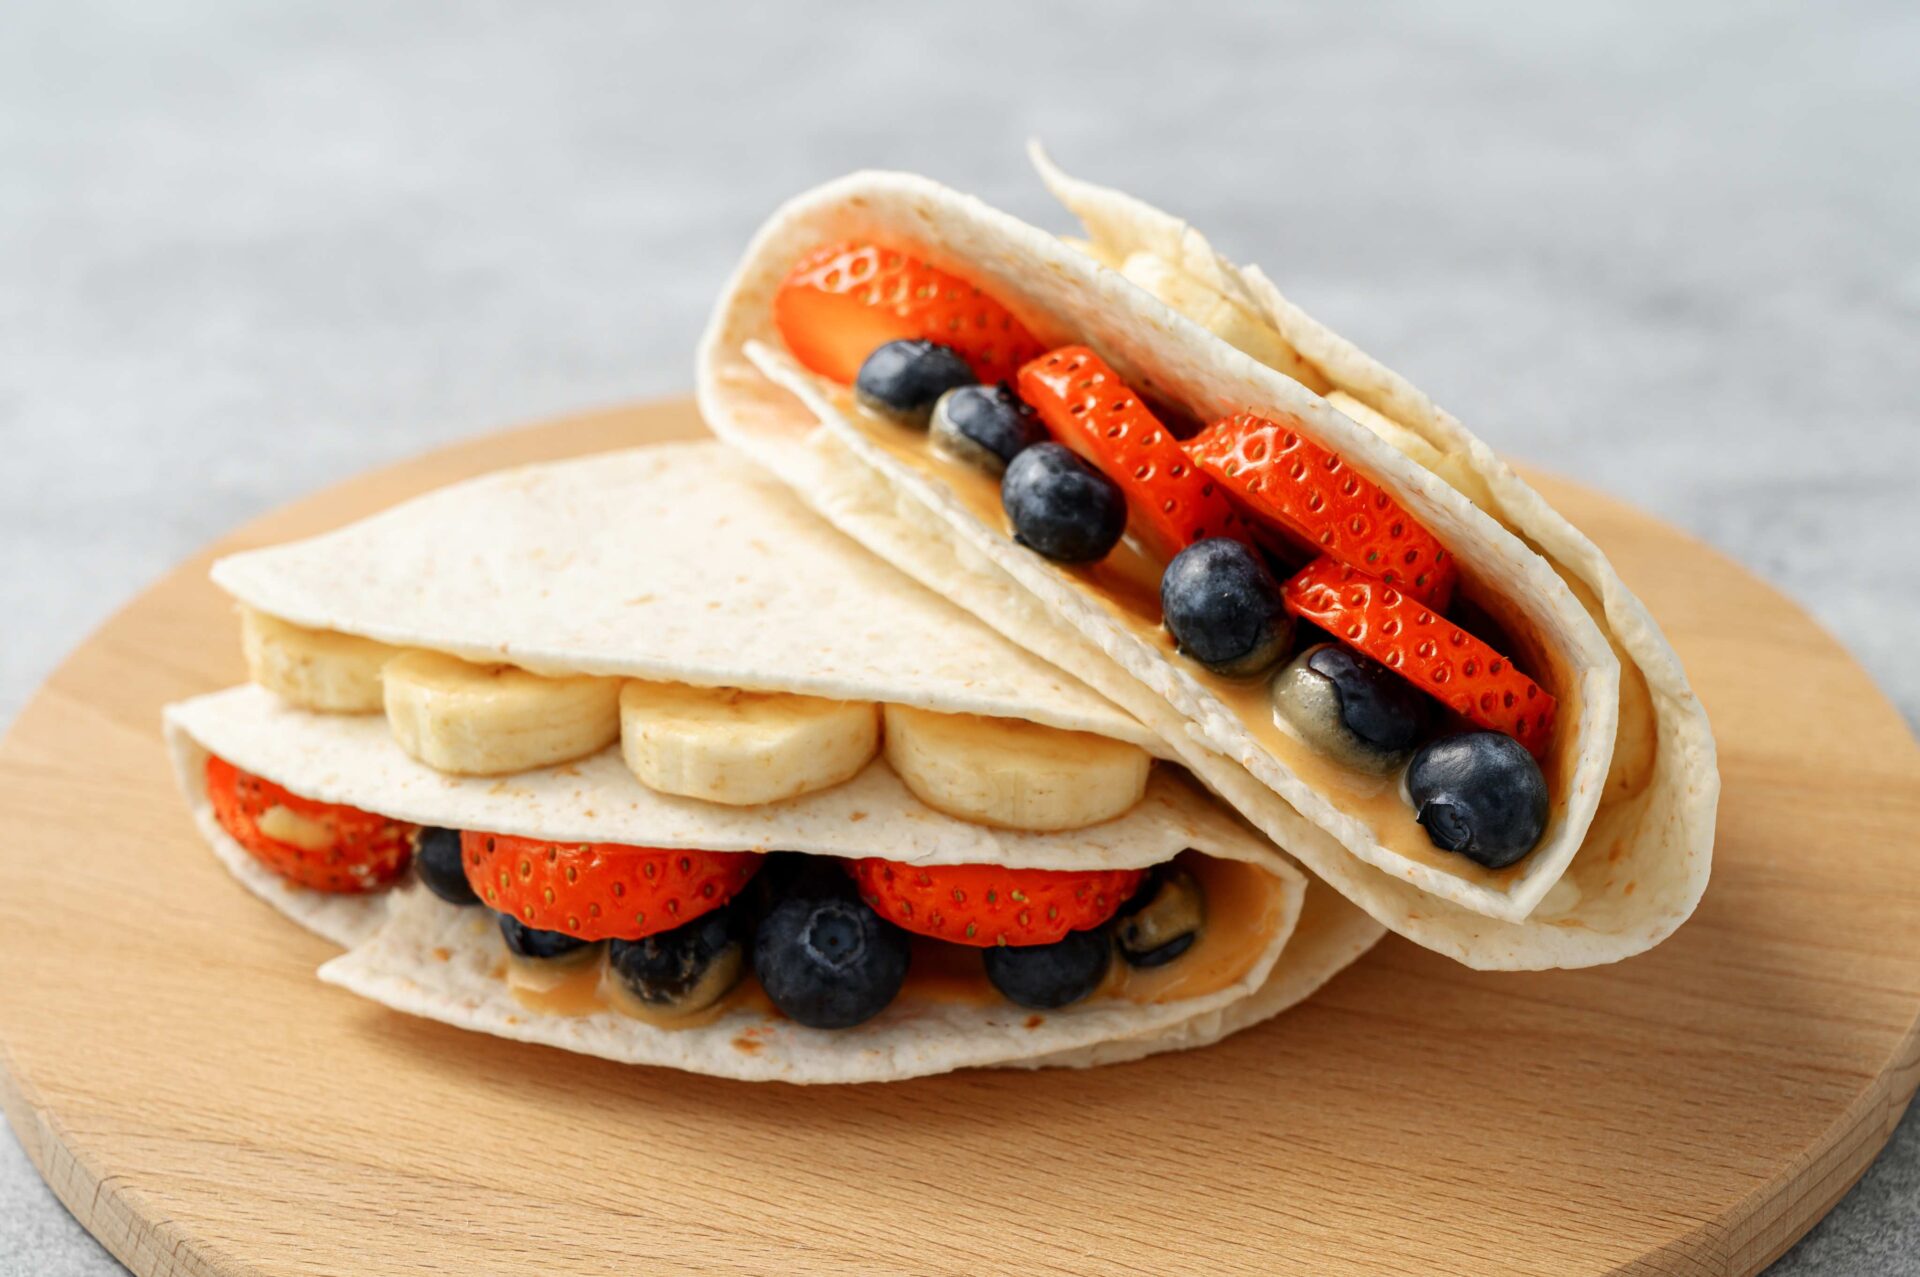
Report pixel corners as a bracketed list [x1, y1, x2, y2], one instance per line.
[2, 398, 1918, 1277]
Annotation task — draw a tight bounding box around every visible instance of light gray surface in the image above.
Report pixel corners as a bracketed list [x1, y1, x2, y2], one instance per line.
[2, 1, 1915, 1273]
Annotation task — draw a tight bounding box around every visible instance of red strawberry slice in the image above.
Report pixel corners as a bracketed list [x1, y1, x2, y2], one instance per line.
[773, 240, 1044, 386]
[850, 858, 1144, 947]
[1282, 558, 1556, 755]
[1186, 412, 1455, 607]
[205, 755, 415, 893]
[1017, 346, 1247, 560]
[463, 833, 760, 942]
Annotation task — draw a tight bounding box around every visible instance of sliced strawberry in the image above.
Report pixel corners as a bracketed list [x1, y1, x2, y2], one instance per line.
[463, 833, 760, 942]
[773, 240, 1044, 386]
[1186, 412, 1455, 607]
[850, 858, 1145, 948]
[1281, 558, 1556, 755]
[1017, 346, 1247, 560]
[205, 755, 414, 893]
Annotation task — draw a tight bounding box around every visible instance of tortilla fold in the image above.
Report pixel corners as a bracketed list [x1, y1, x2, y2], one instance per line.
[169, 685, 1380, 1083]
[167, 443, 1384, 1080]
[696, 156, 1716, 970]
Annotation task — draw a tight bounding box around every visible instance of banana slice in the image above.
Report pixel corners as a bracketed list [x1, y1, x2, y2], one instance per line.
[383, 651, 620, 776]
[240, 607, 397, 713]
[882, 704, 1150, 832]
[1118, 250, 1333, 395]
[620, 681, 879, 806]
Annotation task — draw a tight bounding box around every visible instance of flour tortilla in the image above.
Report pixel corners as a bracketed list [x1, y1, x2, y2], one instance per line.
[1030, 148, 1717, 960]
[695, 160, 1714, 968]
[187, 442, 1175, 945]
[176, 442, 1384, 1079]
[211, 441, 1161, 753]
[167, 684, 1382, 1083]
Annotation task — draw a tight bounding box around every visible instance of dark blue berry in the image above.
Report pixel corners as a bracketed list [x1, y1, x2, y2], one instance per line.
[753, 883, 909, 1029]
[1407, 731, 1549, 868]
[1307, 646, 1429, 753]
[930, 383, 1046, 475]
[1159, 538, 1294, 676]
[739, 851, 813, 926]
[1001, 442, 1126, 563]
[983, 926, 1112, 1009]
[498, 913, 590, 961]
[608, 903, 744, 1015]
[1114, 867, 1204, 969]
[414, 826, 478, 906]
[1271, 643, 1429, 774]
[855, 340, 976, 428]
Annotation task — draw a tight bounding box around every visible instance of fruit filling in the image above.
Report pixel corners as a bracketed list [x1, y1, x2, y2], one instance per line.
[849, 860, 1146, 947]
[770, 242, 1562, 874]
[204, 756, 1273, 1027]
[206, 756, 415, 892]
[773, 241, 1044, 386]
[465, 833, 763, 941]
[1187, 412, 1455, 607]
[238, 605, 1155, 834]
[1017, 346, 1246, 560]
[1281, 559, 1555, 753]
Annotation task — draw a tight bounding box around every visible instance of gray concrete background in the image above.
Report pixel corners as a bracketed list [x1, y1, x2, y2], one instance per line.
[3, 1, 1915, 1272]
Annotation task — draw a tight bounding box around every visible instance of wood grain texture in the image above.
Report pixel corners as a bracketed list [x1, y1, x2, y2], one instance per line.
[0, 399, 1916, 1277]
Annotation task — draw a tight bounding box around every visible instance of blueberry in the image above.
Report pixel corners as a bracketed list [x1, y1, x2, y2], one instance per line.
[1406, 731, 1549, 869]
[1114, 866, 1204, 969]
[982, 927, 1112, 1009]
[1160, 538, 1294, 677]
[855, 340, 976, 428]
[929, 384, 1046, 475]
[1001, 442, 1127, 563]
[608, 903, 744, 1016]
[738, 850, 814, 925]
[1271, 643, 1430, 774]
[753, 882, 910, 1029]
[414, 826, 479, 906]
[497, 912, 591, 961]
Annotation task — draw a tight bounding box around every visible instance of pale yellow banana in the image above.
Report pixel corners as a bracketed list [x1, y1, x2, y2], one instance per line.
[882, 704, 1150, 831]
[383, 650, 620, 775]
[240, 607, 397, 713]
[619, 681, 879, 806]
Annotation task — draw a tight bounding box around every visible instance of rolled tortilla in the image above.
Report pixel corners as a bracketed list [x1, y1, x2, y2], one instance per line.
[695, 158, 1716, 969]
[168, 685, 1381, 1084]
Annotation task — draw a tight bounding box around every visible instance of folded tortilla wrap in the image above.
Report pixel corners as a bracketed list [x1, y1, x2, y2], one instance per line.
[167, 685, 1378, 1083]
[694, 156, 1716, 970]
[168, 442, 1382, 1080]
[211, 441, 1159, 752]
[182, 439, 1167, 946]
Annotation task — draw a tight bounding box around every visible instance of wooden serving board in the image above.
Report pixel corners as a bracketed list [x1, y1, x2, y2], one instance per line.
[2, 399, 1917, 1277]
